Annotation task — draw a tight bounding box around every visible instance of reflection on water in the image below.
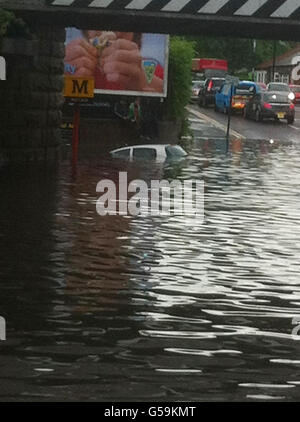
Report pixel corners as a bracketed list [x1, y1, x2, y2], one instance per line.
[0, 131, 300, 402]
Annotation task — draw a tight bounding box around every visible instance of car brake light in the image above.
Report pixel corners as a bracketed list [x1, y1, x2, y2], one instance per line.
[263, 102, 272, 109]
[290, 103, 295, 109]
[207, 81, 213, 92]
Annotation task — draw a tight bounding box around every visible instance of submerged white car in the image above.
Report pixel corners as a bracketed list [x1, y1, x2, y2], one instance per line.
[110, 144, 187, 162]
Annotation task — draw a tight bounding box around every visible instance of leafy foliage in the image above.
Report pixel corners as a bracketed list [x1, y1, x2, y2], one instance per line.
[0, 8, 31, 41]
[163, 37, 195, 120]
[0, 8, 13, 39]
[187, 35, 297, 75]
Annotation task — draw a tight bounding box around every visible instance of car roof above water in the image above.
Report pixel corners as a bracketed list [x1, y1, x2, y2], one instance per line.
[112, 144, 167, 153]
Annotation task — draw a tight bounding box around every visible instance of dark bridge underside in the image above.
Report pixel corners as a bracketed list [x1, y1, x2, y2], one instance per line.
[2, 0, 300, 41]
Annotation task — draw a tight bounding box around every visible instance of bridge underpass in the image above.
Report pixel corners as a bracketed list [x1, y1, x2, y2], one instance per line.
[1, 0, 300, 161]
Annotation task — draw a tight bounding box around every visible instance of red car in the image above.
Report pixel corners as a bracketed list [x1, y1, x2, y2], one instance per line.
[289, 84, 300, 103]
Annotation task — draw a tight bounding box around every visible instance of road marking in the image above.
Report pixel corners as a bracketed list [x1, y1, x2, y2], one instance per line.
[288, 125, 300, 130]
[187, 107, 246, 139]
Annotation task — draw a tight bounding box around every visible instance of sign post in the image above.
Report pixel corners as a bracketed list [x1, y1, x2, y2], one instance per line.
[63, 76, 95, 167]
[225, 76, 239, 153]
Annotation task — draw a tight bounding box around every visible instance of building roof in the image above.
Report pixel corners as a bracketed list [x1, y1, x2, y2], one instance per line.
[257, 44, 300, 69]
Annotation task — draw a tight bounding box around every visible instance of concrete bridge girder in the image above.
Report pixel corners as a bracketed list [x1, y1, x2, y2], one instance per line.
[1, 0, 300, 41]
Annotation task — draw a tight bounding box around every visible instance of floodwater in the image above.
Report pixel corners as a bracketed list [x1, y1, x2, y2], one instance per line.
[0, 123, 300, 402]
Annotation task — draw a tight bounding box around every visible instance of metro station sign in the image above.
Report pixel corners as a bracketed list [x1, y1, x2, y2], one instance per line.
[64, 76, 95, 98]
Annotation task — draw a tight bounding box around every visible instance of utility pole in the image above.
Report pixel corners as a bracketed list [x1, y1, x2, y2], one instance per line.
[272, 40, 277, 81]
[252, 39, 257, 81]
[225, 76, 239, 153]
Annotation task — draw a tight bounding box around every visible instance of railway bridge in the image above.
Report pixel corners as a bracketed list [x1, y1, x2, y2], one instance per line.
[1, 0, 300, 161]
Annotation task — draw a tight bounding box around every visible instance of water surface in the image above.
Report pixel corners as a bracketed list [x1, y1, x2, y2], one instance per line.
[0, 129, 300, 401]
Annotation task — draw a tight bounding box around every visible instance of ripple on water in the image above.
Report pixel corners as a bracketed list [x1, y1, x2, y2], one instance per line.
[1, 138, 300, 401]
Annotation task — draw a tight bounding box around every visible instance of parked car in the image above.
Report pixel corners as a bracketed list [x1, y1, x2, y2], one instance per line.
[110, 144, 187, 162]
[191, 80, 205, 101]
[244, 91, 295, 124]
[215, 81, 259, 114]
[198, 77, 225, 107]
[289, 84, 300, 103]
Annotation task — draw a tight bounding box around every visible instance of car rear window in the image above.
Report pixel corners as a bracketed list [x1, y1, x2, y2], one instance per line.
[133, 148, 157, 160]
[193, 82, 203, 89]
[291, 86, 300, 93]
[212, 79, 225, 87]
[236, 84, 255, 95]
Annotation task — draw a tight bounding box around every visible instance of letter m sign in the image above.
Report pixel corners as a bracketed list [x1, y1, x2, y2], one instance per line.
[64, 76, 94, 98]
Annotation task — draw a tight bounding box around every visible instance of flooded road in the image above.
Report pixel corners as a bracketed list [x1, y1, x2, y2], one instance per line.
[1, 119, 300, 402]
[189, 104, 300, 143]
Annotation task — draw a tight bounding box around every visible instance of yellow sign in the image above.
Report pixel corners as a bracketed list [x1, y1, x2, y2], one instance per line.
[64, 76, 95, 98]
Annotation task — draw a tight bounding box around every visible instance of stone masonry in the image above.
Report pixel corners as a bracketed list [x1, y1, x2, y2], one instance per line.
[0, 24, 65, 161]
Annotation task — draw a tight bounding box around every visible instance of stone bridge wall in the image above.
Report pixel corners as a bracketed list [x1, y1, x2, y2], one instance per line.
[0, 24, 65, 162]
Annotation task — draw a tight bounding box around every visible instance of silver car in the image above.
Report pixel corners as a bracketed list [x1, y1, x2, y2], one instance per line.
[110, 144, 187, 162]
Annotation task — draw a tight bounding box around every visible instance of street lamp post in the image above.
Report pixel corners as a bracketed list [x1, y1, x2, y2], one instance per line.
[272, 40, 277, 81]
[252, 39, 257, 82]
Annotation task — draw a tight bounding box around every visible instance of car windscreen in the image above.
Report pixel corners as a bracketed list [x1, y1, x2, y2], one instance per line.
[165, 145, 187, 158]
[133, 148, 157, 160]
[111, 149, 130, 158]
[268, 84, 289, 92]
[264, 93, 289, 103]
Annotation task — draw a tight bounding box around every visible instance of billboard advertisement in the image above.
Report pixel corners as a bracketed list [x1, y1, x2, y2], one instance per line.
[64, 28, 169, 97]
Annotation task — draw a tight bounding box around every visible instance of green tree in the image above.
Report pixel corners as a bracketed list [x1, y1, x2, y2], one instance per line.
[164, 36, 195, 120]
[187, 35, 296, 75]
[0, 8, 13, 39]
[0, 8, 31, 41]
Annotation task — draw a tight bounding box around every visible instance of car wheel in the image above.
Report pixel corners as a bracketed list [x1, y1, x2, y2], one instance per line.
[255, 109, 262, 122]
